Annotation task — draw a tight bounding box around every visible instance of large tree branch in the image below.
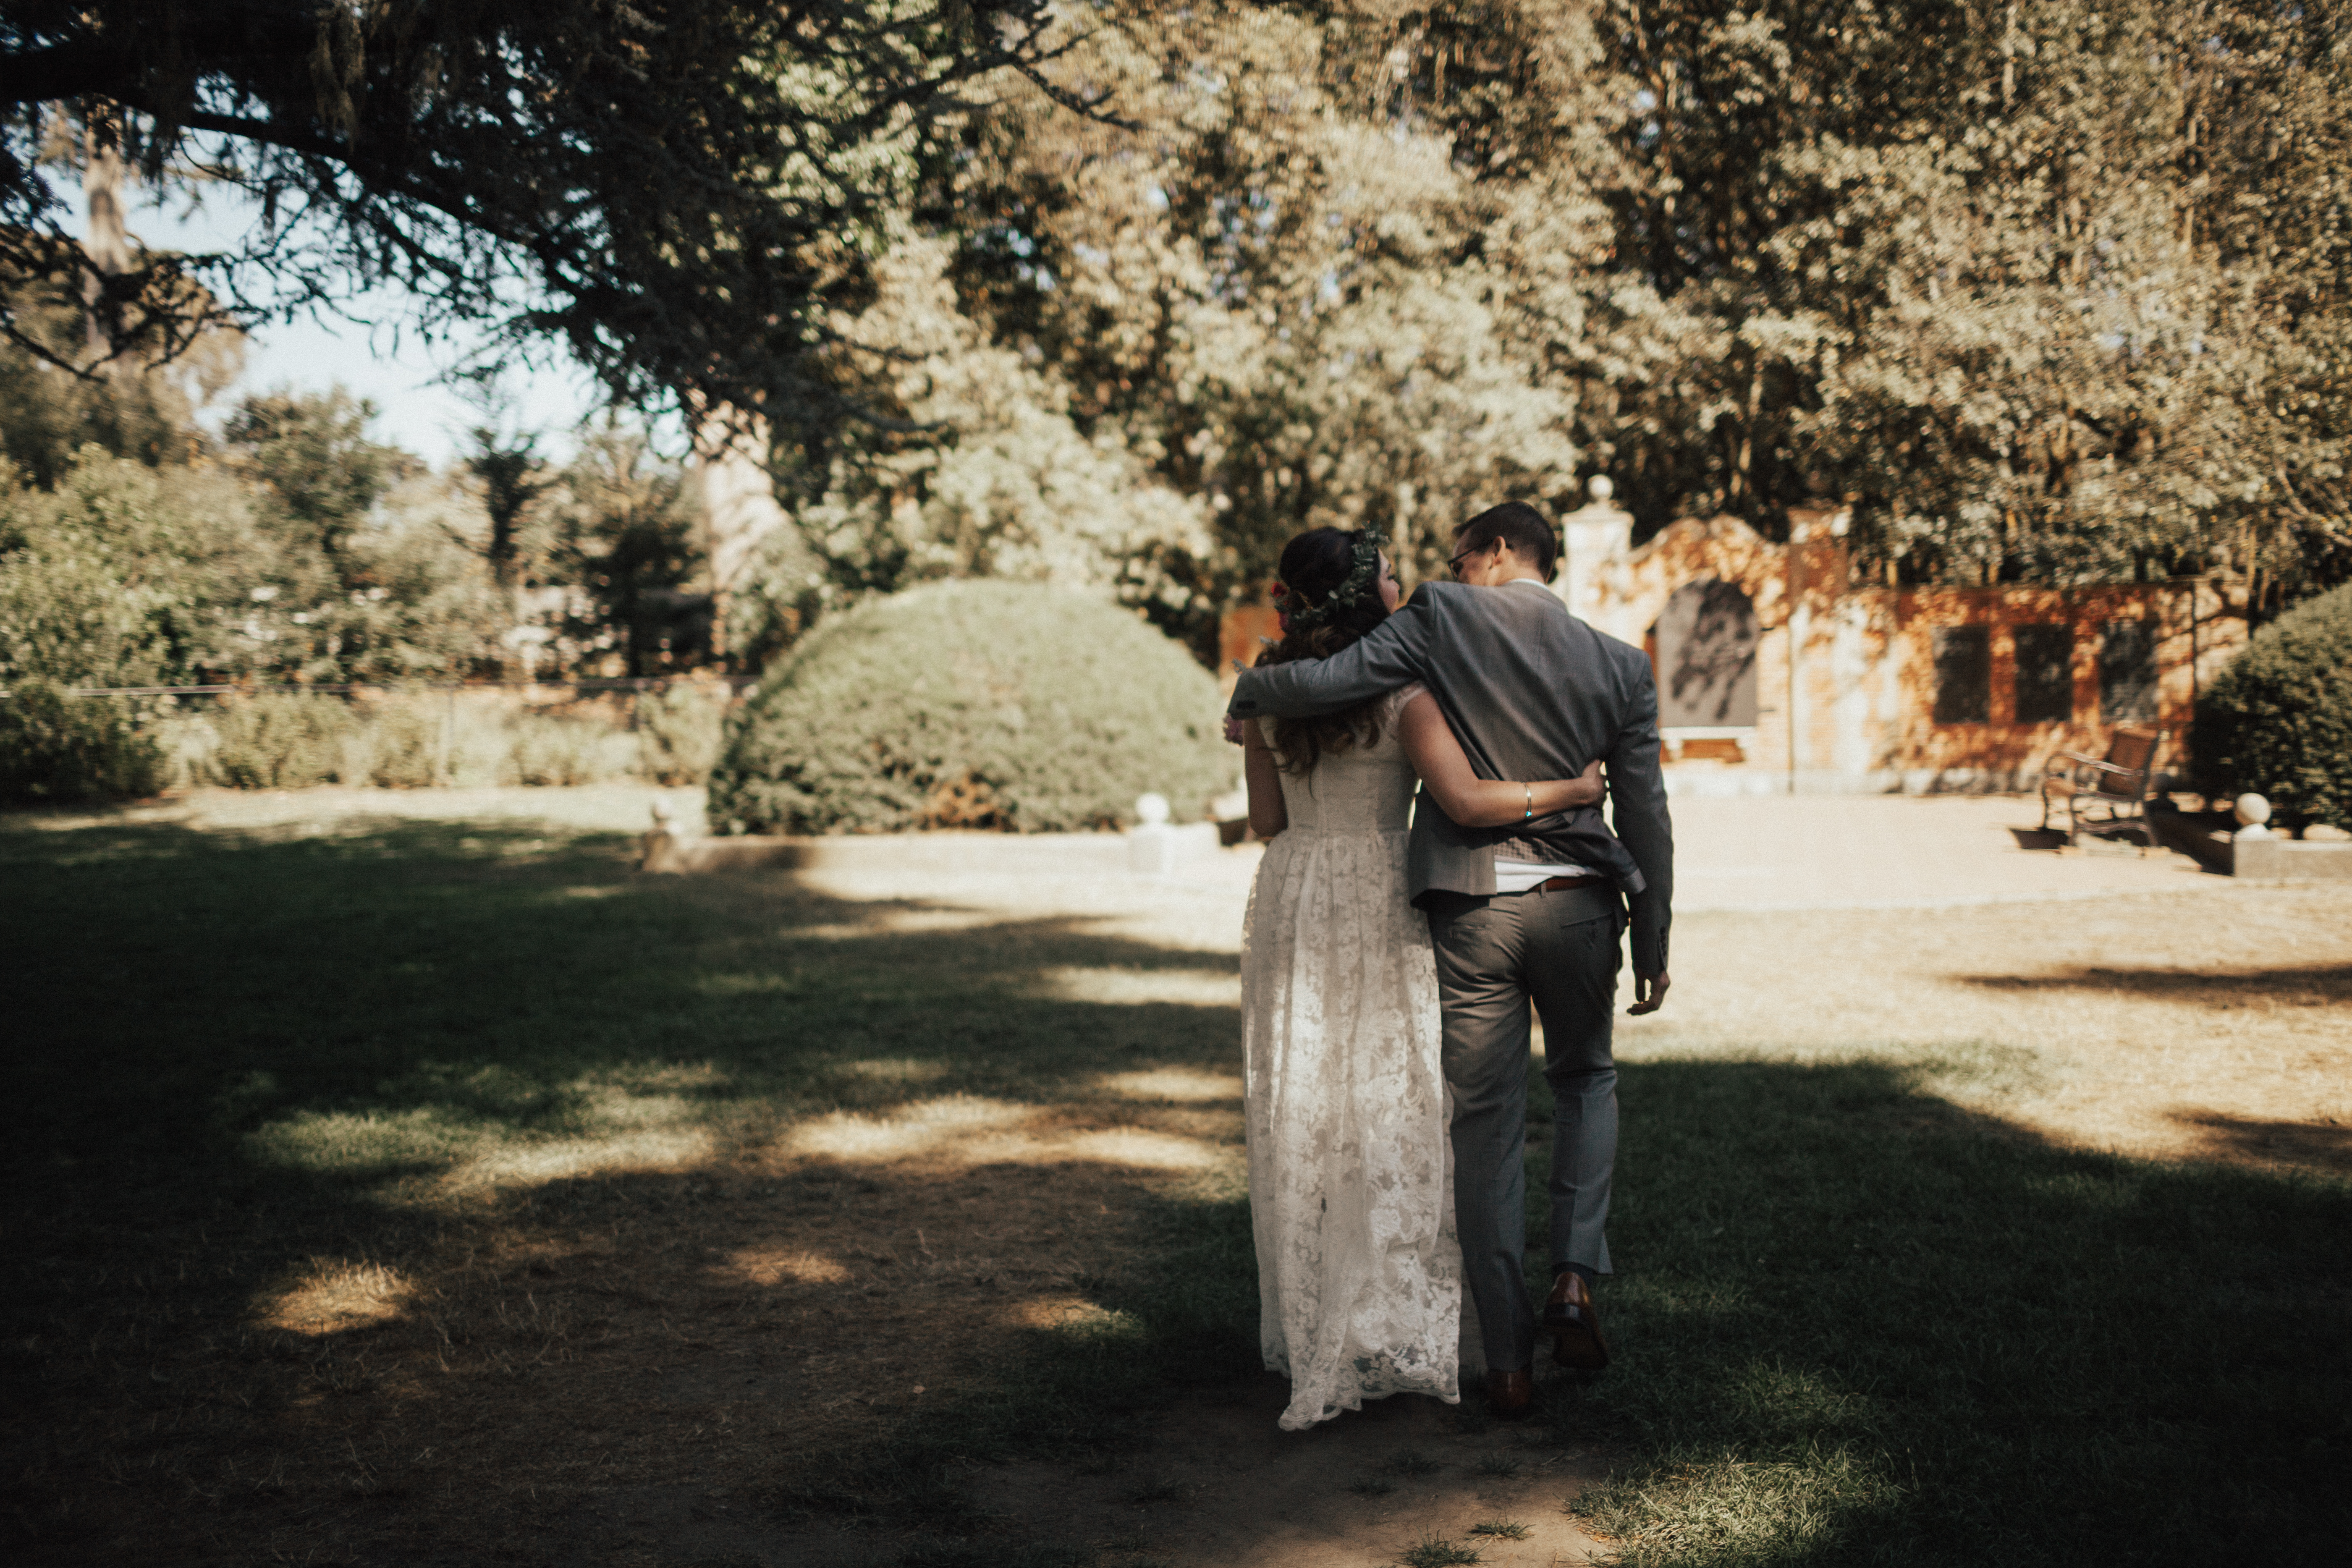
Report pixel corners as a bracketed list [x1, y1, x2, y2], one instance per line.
[0, 40, 139, 106]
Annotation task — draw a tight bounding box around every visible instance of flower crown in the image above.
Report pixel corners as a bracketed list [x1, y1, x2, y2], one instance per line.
[1271, 529, 1386, 633]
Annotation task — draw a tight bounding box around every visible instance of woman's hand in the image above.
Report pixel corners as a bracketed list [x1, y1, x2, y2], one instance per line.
[1221, 715, 1249, 746]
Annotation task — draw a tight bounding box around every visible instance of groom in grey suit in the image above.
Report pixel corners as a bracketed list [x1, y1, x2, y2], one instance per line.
[1226, 501, 1674, 1416]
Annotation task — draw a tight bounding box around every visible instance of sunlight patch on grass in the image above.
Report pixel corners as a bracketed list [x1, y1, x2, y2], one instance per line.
[778, 1096, 1229, 1173]
[840, 1058, 955, 1084]
[1097, 1068, 1244, 1103]
[440, 1123, 713, 1191]
[782, 1095, 1034, 1160]
[1572, 1451, 1897, 1565]
[1014, 1295, 1111, 1329]
[780, 907, 1005, 942]
[258, 1259, 413, 1334]
[1054, 1128, 1224, 1171]
[1036, 966, 1239, 1007]
[719, 1246, 854, 1286]
[246, 1077, 723, 1199]
[597, 1060, 730, 1092]
[248, 1104, 498, 1176]
[1015, 1296, 1147, 1343]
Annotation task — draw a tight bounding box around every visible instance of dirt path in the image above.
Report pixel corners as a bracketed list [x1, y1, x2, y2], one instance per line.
[608, 1379, 1606, 1568]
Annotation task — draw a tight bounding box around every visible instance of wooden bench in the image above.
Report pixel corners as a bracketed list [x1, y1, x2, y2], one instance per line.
[2039, 725, 2167, 851]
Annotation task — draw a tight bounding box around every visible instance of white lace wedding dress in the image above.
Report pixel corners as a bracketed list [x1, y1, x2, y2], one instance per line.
[1241, 684, 1461, 1432]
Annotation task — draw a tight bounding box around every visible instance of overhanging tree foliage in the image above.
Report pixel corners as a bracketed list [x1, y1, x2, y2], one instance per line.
[918, 0, 2352, 649]
[0, 0, 1096, 437]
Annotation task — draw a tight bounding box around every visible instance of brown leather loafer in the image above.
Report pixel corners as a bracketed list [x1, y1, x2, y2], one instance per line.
[1543, 1270, 1610, 1371]
[1484, 1367, 1533, 1419]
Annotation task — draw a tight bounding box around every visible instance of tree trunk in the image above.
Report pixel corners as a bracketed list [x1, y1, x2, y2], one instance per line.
[81, 113, 132, 362]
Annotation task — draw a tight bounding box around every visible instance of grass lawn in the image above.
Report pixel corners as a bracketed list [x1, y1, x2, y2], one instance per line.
[3, 801, 2348, 1566]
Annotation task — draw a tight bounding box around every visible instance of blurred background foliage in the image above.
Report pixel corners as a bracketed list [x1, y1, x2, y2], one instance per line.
[692, 0, 2352, 659]
[0, 306, 707, 695]
[5, 0, 2350, 788]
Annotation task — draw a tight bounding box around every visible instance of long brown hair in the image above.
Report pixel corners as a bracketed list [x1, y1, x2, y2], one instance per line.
[1258, 528, 1390, 773]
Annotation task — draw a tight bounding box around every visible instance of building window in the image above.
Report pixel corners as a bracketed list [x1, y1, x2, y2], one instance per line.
[2013, 624, 2074, 724]
[2100, 621, 2158, 722]
[1932, 626, 1991, 724]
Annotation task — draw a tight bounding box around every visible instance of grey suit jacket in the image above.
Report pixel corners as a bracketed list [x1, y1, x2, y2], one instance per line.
[1228, 579, 1673, 976]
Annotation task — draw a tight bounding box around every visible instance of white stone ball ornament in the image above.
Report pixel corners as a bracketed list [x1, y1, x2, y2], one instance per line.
[2232, 793, 2273, 840]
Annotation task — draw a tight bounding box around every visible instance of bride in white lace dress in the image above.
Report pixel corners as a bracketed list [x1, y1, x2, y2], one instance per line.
[1236, 528, 1603, 1432]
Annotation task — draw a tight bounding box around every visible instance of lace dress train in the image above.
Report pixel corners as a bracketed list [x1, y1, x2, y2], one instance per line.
[1241, 688, 1461, 1432]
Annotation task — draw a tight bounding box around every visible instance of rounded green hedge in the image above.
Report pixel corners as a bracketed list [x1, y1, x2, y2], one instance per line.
[0, 679, 165, 803]
[708, 581, 1232, 834]
[2193, 582, 2352, 830]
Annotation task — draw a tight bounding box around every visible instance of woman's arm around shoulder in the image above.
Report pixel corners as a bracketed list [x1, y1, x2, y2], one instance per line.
[1398, 690, 1603, 827]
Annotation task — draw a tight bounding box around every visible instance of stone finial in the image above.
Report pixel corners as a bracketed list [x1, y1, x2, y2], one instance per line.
[2233, 793, 2273, 840]
[1134, 792, 1172, 827]
[1588, 474, 1614, 504]
[651, 796, 674, 827]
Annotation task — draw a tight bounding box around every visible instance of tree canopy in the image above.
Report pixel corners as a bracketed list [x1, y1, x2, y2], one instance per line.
[0, 0, 1092, 429]
[687, 0, 2349, 661]
[8, 1, 2348, 669]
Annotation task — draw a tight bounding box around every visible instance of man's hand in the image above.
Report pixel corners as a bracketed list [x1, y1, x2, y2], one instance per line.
[1628, 971, 1670, 1015]
[1221, 716, 1248, 746]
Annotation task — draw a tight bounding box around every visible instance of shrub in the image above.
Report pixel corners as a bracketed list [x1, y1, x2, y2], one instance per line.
[633, 683, 728, 785]
[152, 709, 223, 793]
[353, 697, 449, 788]
[508, 712, 637, 785]
[2193, 583, 2352, 830]
[195, 690, 646, 790]
[0, 679, 165, 802]
[707, 579, 1231, 834]
[0, 449, 267, 689]
[208, 693, 359, 788]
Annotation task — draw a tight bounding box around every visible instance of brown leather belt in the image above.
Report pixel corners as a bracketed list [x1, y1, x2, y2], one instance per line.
[1537, 874, 1607, 892]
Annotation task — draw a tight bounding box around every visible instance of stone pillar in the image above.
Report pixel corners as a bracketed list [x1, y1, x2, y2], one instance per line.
[1783, 506, 1854, 791]
[1558, 476, 1635, 638]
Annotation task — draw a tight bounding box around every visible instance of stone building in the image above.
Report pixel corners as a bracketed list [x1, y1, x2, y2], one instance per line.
[1223, 482, 2247, 795]
[1561, 481, 2245, 794]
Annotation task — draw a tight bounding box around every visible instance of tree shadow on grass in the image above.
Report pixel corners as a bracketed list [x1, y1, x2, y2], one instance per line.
[2166, 1110, 2352, 1175]
[1554, 1056, 2352, 1567]
[0, 814, 1255, 1565]
[1953, 961, 2352, 1007]
[5, 817, 2349, 1567]
[1947, 963, 2352, 1010]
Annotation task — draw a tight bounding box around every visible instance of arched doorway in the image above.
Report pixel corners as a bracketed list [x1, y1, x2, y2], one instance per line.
[1653, 579, 1760, 731]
